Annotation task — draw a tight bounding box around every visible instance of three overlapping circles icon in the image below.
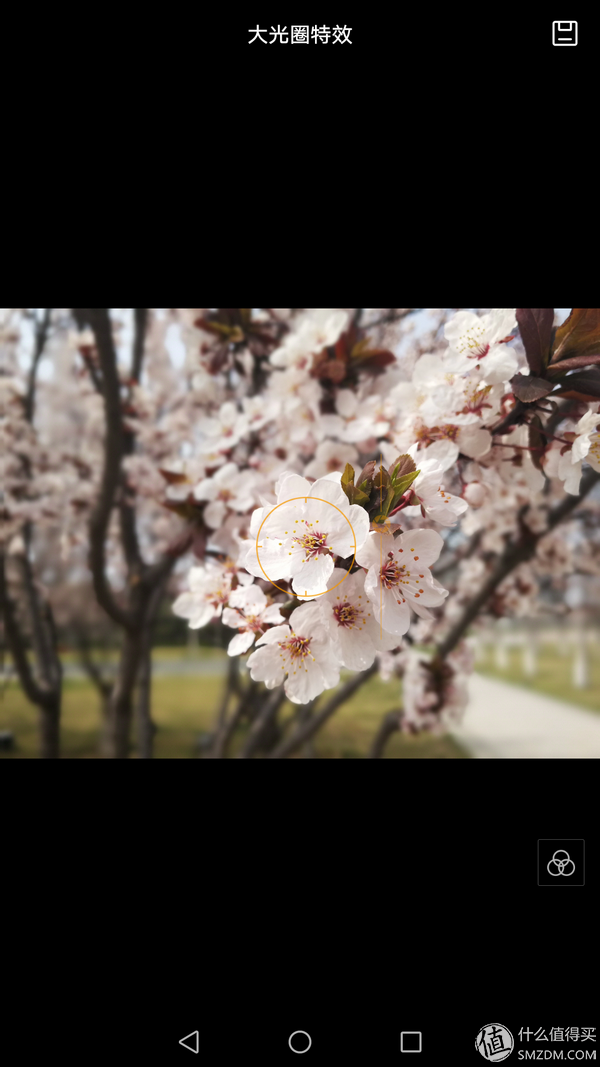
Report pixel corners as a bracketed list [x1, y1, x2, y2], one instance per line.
[547, 849, 575, 877]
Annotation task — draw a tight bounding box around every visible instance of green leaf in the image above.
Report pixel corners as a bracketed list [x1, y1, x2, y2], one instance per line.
[357, 460, 376, 493]
[341, 463, 356, 489]
[341, 462, 370, 507]
[383, 485, 396, 515]
[550, 308, 600, 365]
[389, 454, 417, 484]
[352, 486, 371, 506]
[391, 469, 420, 498]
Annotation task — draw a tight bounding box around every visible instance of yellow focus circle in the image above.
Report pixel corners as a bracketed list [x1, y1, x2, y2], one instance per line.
[255, 496, 357, 598]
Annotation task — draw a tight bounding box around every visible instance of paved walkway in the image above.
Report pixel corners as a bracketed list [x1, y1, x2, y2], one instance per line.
[450, 674, 600, 758]
[3, 659, 226, 685]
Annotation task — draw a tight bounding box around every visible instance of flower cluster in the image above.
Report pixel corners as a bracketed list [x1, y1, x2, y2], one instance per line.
[7, 306, 597, 760]
[166, 306, 600, 723]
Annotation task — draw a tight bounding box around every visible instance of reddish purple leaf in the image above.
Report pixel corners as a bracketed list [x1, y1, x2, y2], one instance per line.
[550, 308, 600, 365]
[516, 308, 554, 376]
[510, 372, 554, 403]
[553, 367, 600, 400]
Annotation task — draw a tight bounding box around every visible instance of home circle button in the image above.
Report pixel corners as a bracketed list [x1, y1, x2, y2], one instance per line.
[289, 1031, 312, 1054]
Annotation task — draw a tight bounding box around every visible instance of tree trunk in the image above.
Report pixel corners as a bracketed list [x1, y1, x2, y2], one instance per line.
[107, 630, 143, 758]
[39, 695, 61, 759]
[136, 643, 154, 759]
[99, 697, 113, 758]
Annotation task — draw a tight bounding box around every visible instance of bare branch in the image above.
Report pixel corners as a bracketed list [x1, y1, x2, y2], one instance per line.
[368, 708, 403, 759]
[1, 555, 49, 707]
[15, 550, 61, 691]
[436, 468, 600, 660]
[363, 308, 424, 331]
[490, 399, 527, 437]
[76, 635, 113, 700]
[267, 662, 379, 759]
[142, 551, 177, 593]
[25, 308, 52, 424]
[433, 531, 483, 578]
[75, 309, 131, 629]
[117, 310, 150, 572]
[131, 309, 149, 383]
[135, 572, 168, 759]
[236, 686, 287, 758]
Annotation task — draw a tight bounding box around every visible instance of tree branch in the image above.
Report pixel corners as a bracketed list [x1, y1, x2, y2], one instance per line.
[15, 551, 61, 691]
[236, 686, 287, 758]
[433, 531, 483, 578]
[267, 662, 379, 759]
[117, 310, 150, 572]
[363, 308, 424, 331]
[135, 571, 167, 759]
[142, 551, 177, 593]
[368, 708, 403, 758]
[76, 636, 113, 700]
[490, 399, 527, 436]
[208, 676, 260, 759]
[436, 468, 600, 660]
[545, 399, 580, 435]
[1, 554, 49, 707]
[25, 308, 52, 424]
[131, 309, 148, 383]
[75, 309, 131, 629]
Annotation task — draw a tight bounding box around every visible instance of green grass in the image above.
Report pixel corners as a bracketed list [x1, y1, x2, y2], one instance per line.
[56, 644, 230, 667]
[476, 644, 600, 715]
[0, 665, 469, 759]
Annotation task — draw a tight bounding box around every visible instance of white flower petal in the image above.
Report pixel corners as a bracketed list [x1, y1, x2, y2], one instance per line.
[255, 624, 290, 648]
[222, 607, 245, 629]
[292, 554, 334, 596]
[203, 500, 227, 529]
[228, 631, 256, 657]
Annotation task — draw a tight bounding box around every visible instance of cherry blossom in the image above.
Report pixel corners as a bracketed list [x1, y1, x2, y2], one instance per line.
[222, 583, 286, 656]
[303, 440, 359, 480]
[400, 452, 469, 526]
[197, 401, 249, 454]
[571, 406, 600, 463]
[269, 308, 349, 369]
[9, 305, 600, 761]
[193, 462, 257, 528]
[246, 602, 340, 704]
[443, 308, 518, 383]
[172, 560, 234, 629]
[334, 388, 392, 443]
[241, 472, 370, 597]
[356, 529, 448, 635]
[298, 568, 401, 669]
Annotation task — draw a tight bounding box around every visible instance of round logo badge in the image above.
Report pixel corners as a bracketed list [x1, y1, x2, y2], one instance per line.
[475, 1023, 514, 1061]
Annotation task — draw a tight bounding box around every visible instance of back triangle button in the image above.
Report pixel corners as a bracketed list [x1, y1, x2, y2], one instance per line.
[179, 1031, 199, 1054]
